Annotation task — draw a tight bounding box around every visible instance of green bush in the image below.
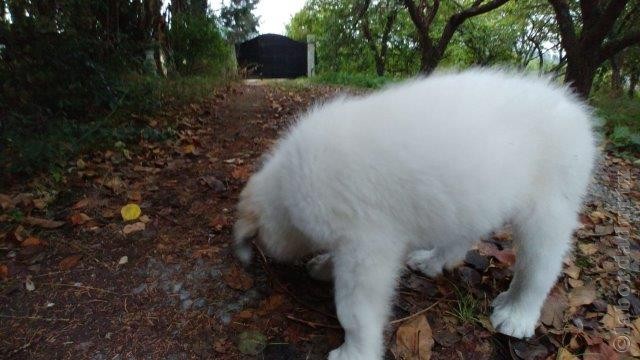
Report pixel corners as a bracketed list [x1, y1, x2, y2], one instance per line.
[312, 72, 395, 89]
[168, 12, 232, 76]
[592, 93, 640, 154]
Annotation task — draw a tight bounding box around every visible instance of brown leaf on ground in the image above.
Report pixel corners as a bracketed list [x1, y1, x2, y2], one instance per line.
[123, 222, 146, 235]
[257, 294, 285, 315]
[0, 264, 9, 280]
[210, 215, 229, 231]
[557, 347, 579, 360]
[69, 213, 91, 226]
[24, 216, 65, 229]
[59, 255, 82, 270]
[223, 265, 254, 290]
[583, 342, 619, 360]
[563, 259, 581, 279]
[72, 198, 91, 209]
[394, 315, 434, 360]
[477, 242, 515, 267]
[21, 236, 44, 247]
[0, 194, 13, 210]
[568, 285, 597, 307]
[32, 198, 47, 209]
[541, 286, 569, 330]
[231, 165, 251, 181]
[578, 243, 598, 256]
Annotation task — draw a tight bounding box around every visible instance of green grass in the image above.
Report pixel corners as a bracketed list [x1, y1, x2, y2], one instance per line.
[311, 72, 397, 89]
[446, 283, 481, 323]
[592, 93, 640, 156]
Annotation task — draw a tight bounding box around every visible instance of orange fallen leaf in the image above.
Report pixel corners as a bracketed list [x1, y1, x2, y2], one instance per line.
[32, 198, 47, 210]
[223, 265, 254, 290]
[477, 242, 515, 266]
[210, 215, 229, 231]
[69, 213, 91, 225]
[24, 216, 65, 229]
[59, 255, 82, 270]
[72, 198, 91, 209]
[568, 285, 596, 307]
[21, 236, 44, 247]
[394, 315, 434, 360]
[231, 166, 251, 181]
[0, 264, 9, 280]
[257, 294, 285, 315]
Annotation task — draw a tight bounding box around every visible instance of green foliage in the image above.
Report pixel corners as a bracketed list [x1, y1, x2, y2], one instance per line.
[312, 72, 394, 89]
[168, 12, 232, 76]
[219, 0, 260, 43]
[593, 93, 640, 154]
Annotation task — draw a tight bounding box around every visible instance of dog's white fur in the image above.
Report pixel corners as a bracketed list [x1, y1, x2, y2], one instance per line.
[234, 70, 595, 360]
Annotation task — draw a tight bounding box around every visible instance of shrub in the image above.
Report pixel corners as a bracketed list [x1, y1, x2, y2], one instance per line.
[168, 12, 232, 76]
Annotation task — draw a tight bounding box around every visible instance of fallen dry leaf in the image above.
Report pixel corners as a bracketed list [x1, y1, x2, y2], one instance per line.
[231, 166, 251, 181]
[59, 255, 82, 270]
[563, 260, 581, 279]
[72, 198, 91, 209]
[477, 242, 515, 267]
[69, 213, 91, 226]
[25, 277, 35, 291]
[257, 294, 285, 315]
[568, 286, 597, 307]
[24, 216, 65, 229]
[123, 222, 145, 235]
[0, 194, 13, 210]
[210, 215, 229, 231]
[578, 243, 598, 256]
[584, 342, 619, 360]
[541, 286, 569, 330]
[223, 265, 254, 290]
[21, 236, 44, 247]
[557, 347, 578, 360]
[32, 198, 47, 210]
[394, 315, 434, 360]
[0, 264, 9, 280]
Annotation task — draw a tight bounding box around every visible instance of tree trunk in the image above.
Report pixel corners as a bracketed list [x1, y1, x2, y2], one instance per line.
[610, 54, 623, 97]
[419, 47, 440, 75]
[564, 58, 596, 98]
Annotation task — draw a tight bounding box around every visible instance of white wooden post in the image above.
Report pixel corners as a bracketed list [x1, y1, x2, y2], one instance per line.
[307, 35, 316, 77]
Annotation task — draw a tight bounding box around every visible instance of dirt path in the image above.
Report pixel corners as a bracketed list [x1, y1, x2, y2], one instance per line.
[1, 82, 639, 360]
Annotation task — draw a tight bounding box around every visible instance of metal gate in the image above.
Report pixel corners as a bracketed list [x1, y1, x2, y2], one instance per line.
[236, 34, 307, 79]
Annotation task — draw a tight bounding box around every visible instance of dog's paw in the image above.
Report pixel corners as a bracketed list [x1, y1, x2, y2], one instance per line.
[328, 345, 372, 360]
[306, 253, 333, 282]
[490, 291, 537, 338]
[406, 250, 442, 278]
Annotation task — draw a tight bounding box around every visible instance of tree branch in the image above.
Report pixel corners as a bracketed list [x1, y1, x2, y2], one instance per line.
[584, 0, 628, 48]
[436, 0, 510, 56]
[599, 31, 640, 63]
[548, 0, 578, 56]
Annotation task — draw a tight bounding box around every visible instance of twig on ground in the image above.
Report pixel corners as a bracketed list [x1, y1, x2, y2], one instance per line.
[46, 282, 126, 296]
[0, 315, 71, 322]
[389, 299, 442, 325]
[285, 315, 342, 330]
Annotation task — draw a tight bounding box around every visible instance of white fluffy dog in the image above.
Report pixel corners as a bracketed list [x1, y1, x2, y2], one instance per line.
[234, 69, 595, 360]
